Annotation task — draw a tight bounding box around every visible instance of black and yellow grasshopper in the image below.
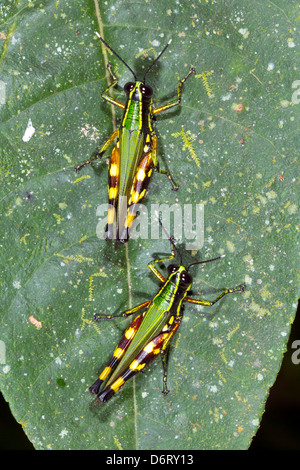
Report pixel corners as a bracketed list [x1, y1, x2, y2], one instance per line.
[90, 235, 245, 404]
[75, 33, 195, 247]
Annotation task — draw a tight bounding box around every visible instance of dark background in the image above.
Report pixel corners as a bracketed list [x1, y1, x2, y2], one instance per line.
[1, 301, 299, 450]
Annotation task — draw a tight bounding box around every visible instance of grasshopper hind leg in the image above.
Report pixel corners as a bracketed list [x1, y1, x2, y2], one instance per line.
[89, 378, 103, 395]
[74, 129, 119, 173]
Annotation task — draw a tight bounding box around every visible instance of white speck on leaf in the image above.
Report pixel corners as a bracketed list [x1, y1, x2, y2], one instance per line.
[152, 39, 160, 47]
[238, 28, 249, 38]
[59, 429, 68, 438]
[22, 119, 35, 142]
[13, 280, 21, 289]
[287, 39, 295, 48]
[3, 365, 11, 374]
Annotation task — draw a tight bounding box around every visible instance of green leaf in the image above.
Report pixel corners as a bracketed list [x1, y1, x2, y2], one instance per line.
[0, 0, 299, 450]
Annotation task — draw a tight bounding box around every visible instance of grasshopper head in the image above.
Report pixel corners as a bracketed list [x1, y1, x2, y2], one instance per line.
[168, 264, 193, 291]
[124, 81, 153, 101]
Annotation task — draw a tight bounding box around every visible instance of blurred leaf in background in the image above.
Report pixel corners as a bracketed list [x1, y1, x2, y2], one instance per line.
[0, 0, 299, 450]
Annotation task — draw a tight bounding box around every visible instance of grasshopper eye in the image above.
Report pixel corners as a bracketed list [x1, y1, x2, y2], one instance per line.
[168, 264, 179, 274]
[124, 82, 135, 93]
[141, 84, 153, 97]
[180, 271, 192, 286]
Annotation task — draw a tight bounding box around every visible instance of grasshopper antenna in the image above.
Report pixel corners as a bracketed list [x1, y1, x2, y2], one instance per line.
[187, 255, 226, 272]
[96, 32, 137, 80]
[155, 212, 182, 265]
[143, 39, 172, 82]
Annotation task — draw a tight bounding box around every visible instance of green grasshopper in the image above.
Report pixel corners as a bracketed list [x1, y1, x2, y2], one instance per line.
[75, 33, 195, 248]
[90, 234, 245, 403]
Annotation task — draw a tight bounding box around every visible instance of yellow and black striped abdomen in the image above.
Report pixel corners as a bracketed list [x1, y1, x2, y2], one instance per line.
[105, 145, 121, 241]
[97, 330, 170, 403]
[117, 145, 154, 243]
[89, 313, 143, 396]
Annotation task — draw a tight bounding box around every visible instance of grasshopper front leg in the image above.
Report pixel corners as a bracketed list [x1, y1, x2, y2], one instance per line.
[153, 66, 196, 115]
[147, 236, 177, 283]
[101, 63, 126, 110]
[186, 284, 245, 306]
